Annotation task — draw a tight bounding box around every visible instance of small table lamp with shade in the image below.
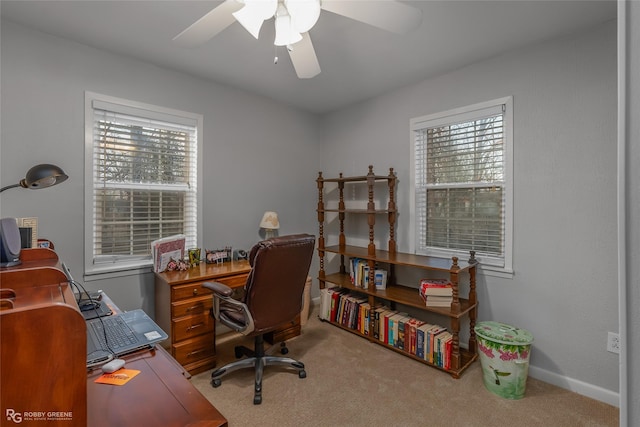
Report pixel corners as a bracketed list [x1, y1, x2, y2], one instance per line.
[259, 211, 279, 239]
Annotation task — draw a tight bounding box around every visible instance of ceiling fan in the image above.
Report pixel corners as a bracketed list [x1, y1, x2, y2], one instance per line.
[173, 0, 423, 79]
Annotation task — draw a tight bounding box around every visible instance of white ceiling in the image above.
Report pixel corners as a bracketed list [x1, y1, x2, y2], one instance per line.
[1, 0, 616, 114]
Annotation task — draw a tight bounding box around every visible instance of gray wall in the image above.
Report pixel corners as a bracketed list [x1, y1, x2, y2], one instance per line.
[0, 20, 320, 313]
[1, 16, 628, 411]
[320, 21, 619, 405]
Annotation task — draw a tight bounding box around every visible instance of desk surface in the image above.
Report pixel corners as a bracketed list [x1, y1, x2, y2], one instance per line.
[87, 346, 227, 427]
[154, 259, 251, 285]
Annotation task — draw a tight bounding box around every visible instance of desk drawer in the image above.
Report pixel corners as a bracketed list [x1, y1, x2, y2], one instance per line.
[172, 295, 212, 318]
[216, 273, 249, 289]
[171, 273, 248, 302]
[173, 334, 215, 366]
[172, 312, 214, 342]
[265, 315, 301, 344]
[172, 281, 213, 302]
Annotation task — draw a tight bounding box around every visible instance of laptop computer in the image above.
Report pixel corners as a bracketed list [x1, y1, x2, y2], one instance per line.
[86, 309, 168, 366]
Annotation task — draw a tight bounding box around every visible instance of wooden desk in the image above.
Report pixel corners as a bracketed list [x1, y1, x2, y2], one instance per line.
[1, 248, 228, 427]
[87, 346, 226, 427]
[154, 260, 252, 374]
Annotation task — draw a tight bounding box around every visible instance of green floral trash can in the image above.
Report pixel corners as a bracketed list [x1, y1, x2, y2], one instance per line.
[475, 321, 534, 399]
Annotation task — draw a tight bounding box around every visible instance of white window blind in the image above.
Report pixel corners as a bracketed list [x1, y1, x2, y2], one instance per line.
[411, 98, 512, 270]
[85, 94, 200, 272]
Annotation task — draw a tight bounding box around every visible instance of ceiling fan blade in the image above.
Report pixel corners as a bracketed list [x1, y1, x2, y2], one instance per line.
[288, 32, 321, 79]
[321, 0, 422, 34]
[173, 0, 243, 47]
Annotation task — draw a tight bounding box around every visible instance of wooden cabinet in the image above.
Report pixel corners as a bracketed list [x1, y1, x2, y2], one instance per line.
[316, 166, 478, 378]
[1, 249, 87, 426]
[154, 260, 251, 375]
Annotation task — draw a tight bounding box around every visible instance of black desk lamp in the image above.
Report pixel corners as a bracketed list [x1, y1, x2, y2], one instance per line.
[0, 164, 69, 193]
[0, 164, 69, 266]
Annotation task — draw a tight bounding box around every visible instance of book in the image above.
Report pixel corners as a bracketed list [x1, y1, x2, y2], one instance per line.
[319, 286, 341, 320]
[359, 302, 371, 335]
[416, 323, 434, 360]
[396, 314, 412, 350]
[383, 311, 399, 346]
[425, 295, 453, 307]
[151, 234, 186, 273]
[427, 326, 447, 364]
[379, 309, 396, 344]
[372, 306, 386, 339]
[350, 258, 370, 288]
[419, 279, 453, 299]
[406, 318, 425, 355]
[319, 288, 329, 320]
[440, 332, 453, 369]
[419, 278, 451, 287]
[388, 312, 408, 348]
[330, 288, 348, 322]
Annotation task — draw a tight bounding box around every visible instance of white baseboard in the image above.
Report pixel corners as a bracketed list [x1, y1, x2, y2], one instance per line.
[526, 366, 619, 407]
[311, 297, 619, 407]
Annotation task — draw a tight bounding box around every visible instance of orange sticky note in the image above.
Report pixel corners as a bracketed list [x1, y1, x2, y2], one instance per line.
[95, 369, 141, 386]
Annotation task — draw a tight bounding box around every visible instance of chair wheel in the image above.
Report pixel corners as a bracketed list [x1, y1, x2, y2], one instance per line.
[211, 379, 221, 388]
[253, 395, 262, 405]
[299, 370, 306, 379]
[280, 347, 289, 355]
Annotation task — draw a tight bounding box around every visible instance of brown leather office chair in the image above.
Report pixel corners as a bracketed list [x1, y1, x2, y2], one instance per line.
[202, 233, 315, 404]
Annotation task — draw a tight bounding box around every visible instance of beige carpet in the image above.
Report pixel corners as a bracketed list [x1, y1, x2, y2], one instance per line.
[190, 306, 619, 427]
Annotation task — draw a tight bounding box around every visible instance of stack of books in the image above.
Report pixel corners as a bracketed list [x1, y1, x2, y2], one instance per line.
[419, 279, 453, 307]
[349, 258, 387, 290]
[318, 288, 453, 368]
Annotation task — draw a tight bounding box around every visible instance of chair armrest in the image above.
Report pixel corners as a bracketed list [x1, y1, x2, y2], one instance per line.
[202, 281, 255, 335]
[202, 281, 233, 297]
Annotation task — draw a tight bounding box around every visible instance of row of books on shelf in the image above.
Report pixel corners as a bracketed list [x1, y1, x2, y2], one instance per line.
[419, 278, 453, 307]
[319, 287, 453, 369]
[349, 258, 387, 290]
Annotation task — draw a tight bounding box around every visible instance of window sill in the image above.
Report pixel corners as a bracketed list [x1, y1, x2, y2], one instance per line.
[477, 264, 514, 279]
[84, 261, 154, 282]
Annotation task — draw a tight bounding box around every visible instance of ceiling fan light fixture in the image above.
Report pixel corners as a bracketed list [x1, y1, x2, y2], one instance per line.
[274, 4, 302, 46]
[284, 0, 321, 33]
[232, 0, 278, 39]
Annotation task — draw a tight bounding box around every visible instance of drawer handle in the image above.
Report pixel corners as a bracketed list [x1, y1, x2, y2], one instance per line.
[187, 323, 205, 332]
[186, 303, 204, 312]
[187, 348, 207, 357]
[193, 288, 199, 295]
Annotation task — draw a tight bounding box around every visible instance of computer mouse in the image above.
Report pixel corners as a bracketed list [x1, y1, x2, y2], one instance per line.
[101, 358, 125, 374]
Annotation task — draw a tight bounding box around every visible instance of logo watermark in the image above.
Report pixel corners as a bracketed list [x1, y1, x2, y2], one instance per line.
[6, 409, 73, 424]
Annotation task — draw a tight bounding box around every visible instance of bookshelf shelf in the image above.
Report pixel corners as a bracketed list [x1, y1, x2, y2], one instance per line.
[316, 165, 478, 378]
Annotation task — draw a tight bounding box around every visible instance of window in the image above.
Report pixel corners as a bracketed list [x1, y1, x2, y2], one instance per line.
[84, 92, 202, 275]
[410, 97, 513, 273]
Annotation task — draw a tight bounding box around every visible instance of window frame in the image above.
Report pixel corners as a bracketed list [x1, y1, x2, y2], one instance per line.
[410, 96, 513, 277]
[84, 92, 203, 276]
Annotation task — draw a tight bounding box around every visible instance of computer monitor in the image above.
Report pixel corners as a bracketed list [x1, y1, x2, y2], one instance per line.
[0, 218, 22, 267]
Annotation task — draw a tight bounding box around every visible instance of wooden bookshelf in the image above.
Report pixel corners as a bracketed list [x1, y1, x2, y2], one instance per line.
[316, 166, 478, 378]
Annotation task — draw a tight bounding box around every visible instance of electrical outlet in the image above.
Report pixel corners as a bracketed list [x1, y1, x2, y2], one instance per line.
[607, 332, 620, 354]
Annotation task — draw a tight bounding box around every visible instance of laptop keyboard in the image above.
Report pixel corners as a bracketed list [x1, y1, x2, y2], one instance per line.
[91, 316, 139, 350]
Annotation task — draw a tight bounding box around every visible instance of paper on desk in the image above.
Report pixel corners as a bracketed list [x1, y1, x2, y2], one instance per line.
[95, 369, 141, 386]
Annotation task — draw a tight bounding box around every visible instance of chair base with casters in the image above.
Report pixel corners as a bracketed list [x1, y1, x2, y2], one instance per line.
[210, 334, 306, 405]
[203, 233, 316, 405]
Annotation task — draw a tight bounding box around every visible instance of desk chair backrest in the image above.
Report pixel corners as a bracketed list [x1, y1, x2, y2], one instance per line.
[243, 234, 315, 335]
